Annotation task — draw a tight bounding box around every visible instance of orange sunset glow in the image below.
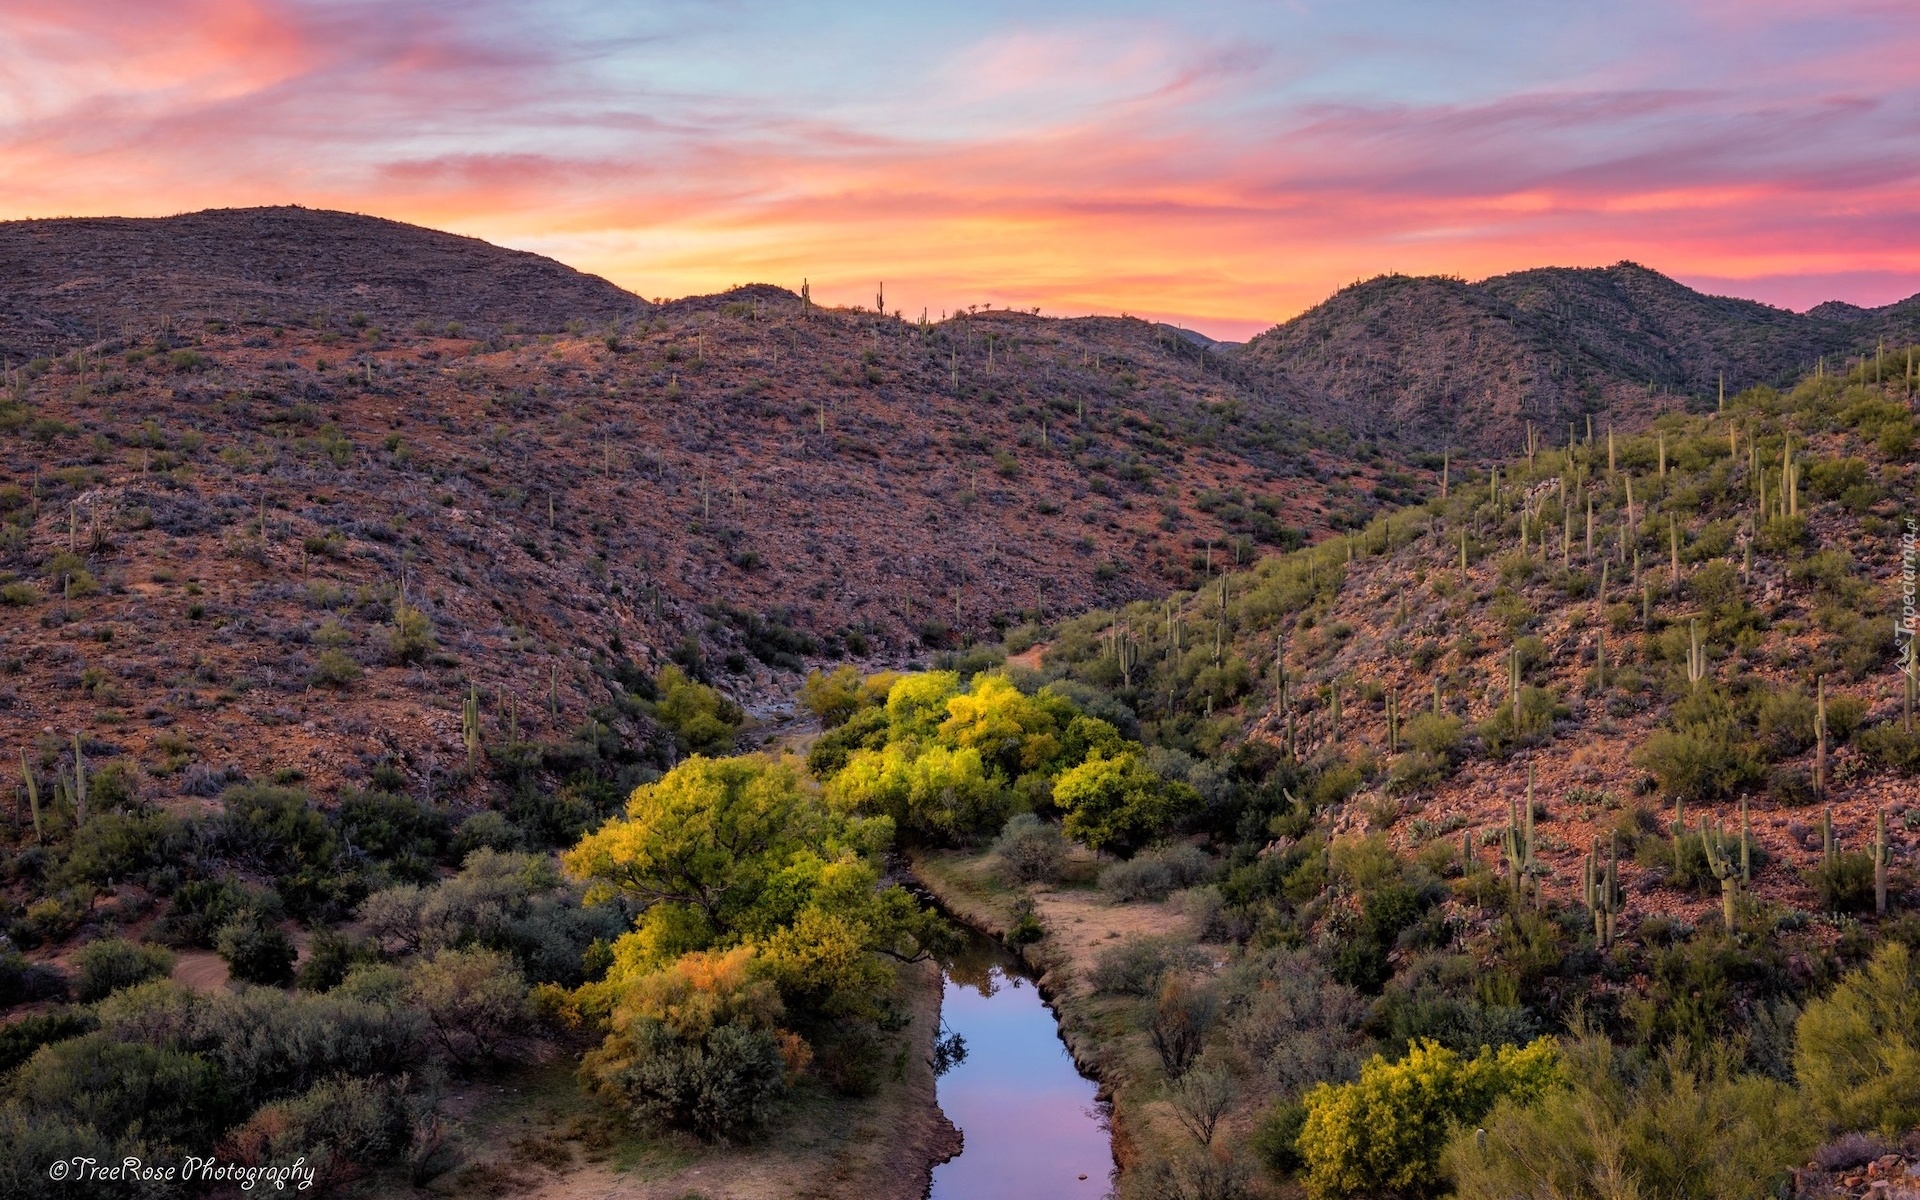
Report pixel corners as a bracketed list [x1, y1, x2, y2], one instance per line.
[5, 0, 1919, 337]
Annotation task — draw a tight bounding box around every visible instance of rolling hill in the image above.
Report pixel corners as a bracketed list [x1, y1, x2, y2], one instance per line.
[1233, 261, 1920, 454]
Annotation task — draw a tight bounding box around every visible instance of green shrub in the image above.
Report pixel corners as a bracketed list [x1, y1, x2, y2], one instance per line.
[1795, 942, 1920, 1135]
[60, 811, 185, 888]
[652, 664, 744, 756]
[93, 979, 428, 1100]
[0, 1102, 129, 1200]
[1856, 724, 1920, 775]
[223, 1074, 410, 1184]
[312, 648, 362, 687]
[1088, 935, 1206, 996]
[454, 809, 523, 856]
[1447, 1036, 1810, 1200]
[0, 1007, 97, 1074]
[1099, 843, 1212, 902]
[0, 950, 69, 1009]
[1299, 1037, 1564, 1198]
[335, 787, 449, 881]
[992, 813, 1068, 884]
[603, 1019, 789, 1142]
[295, 930, 379, 993]
[406, 947, 527, 1066]
[70, 939, 175, 1002]
[386, 603, 436, 664]
[1636, 720, 1762, 802]
[1755, 688, 1816, 758]
[158, 879, 279, 948]
[1809, 850, 1877, 914]
[1252, 1101, 1309, 1176]
[11, 1032, 231, 1145]
[1767, 765, 1817, 807]
[216, 914, 297, 986]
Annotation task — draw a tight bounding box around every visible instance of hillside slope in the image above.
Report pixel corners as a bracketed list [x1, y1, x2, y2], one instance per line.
[1039, 358, 1919, 928]
[0, 286, 1385, 802]
[0, 207, 650, 362]
[1235, 262, 1920, 454]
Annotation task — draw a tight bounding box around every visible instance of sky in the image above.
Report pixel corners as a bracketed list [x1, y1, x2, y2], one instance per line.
[3, 1, 1918, 340]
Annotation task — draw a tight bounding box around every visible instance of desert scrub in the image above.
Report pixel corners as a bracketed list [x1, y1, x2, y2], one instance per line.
[1099, 842, 1213, 902]
[70, 938, 175, 1002]
[993, 813, 1068, 884]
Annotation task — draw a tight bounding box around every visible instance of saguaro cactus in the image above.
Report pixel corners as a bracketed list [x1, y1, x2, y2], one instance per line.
[1876, 808, 1890, 916]
[20, 747, 41, 842]
[1815, 677, 1829, 797]
[1687, 620, 1707, 692]
[71, 732, 86, 828]
[1702, 820, 1740, 932]
[463, 687, 482, 770]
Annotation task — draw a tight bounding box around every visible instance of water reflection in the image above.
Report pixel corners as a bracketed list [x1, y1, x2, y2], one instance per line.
[928, 929, 1115, 1200]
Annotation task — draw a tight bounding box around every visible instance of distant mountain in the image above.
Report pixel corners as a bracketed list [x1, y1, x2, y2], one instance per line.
[1231, 262, 1920, 456]
[0, 206, 649, 361]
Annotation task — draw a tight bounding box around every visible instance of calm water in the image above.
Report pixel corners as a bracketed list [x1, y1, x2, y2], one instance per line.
[928, 930, 1115, 1200]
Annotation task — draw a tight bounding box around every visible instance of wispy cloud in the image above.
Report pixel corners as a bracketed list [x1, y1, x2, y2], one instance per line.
[2, 0, 1917, 336]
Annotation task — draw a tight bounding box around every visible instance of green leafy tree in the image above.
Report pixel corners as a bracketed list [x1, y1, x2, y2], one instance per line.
[1053, 751, 1201, 854]
[653, 665, 745, 757]
[935, 673, 1071, 778]
[1298, 1037, 1563, 1198]
[884, 671, 961, 741]
[827, 741, 1006, 841]
[800, 665, 864, 727]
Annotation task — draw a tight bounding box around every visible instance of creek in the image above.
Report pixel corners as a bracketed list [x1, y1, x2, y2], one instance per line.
[927, 926, 1115, 1200]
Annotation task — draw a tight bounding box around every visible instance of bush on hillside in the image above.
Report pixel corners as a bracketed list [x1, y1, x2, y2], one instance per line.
[70, 939, 175, 1002]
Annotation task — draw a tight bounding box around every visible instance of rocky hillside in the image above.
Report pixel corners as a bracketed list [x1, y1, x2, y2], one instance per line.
[1234, 262, 1920, 455]
[1039, 357, 1919, 930]
[0, 207, 649, 362]
[0, 272, 1385, 803]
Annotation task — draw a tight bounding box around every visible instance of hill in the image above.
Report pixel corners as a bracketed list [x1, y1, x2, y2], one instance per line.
[0, 206, 649, 362]
[1234, 261, 1920, 454]
[0, 280, 1385, 802]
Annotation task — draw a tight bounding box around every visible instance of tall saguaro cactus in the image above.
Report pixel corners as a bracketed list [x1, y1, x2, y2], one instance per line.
[1876, 808, 1891, 916]
[20, 747, 41, 842]
[1702, 819, 1740, 932]
[463, 688, 482, 770]
[1815, 677, 1829, 797]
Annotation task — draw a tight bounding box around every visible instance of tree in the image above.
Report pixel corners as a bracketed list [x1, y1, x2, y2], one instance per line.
[935, 673, 1070, 778]
[884, 671, 960, 741]
[828, 741, 1006, 841]
[407, 947, 527, 1067]
[565, 756, 883, 940]
[1298, 1037, 1563, 1198]
[1053, 751, 1201, 854]
[653, 665, 744, 757]
[800, 665, 864, 727]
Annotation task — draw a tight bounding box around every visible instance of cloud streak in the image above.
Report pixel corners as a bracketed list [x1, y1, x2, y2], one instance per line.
[2, 0, 1917, 337]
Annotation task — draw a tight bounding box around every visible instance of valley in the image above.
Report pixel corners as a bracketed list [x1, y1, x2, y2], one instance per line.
[2, 209, 1919, 1200]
